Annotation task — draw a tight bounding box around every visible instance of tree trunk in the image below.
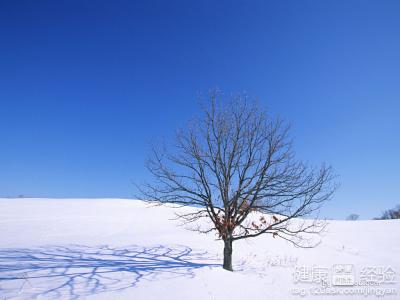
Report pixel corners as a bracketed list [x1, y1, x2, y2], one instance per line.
[223, 238, 233, 271]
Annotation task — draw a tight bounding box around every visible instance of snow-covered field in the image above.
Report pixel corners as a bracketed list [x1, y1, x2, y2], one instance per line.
[0, 198, 399, 300]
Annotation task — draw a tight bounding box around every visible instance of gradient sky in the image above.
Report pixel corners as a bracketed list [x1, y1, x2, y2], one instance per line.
[1, 1, 399, 219]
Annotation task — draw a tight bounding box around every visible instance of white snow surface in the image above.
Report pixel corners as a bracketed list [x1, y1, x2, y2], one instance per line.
[0, 198, 399, 300]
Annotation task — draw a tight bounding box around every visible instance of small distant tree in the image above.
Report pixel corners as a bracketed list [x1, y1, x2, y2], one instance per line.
[346, 214, 359, 221]
[140, 91, 336, 271]
[375, 205, 400, 220]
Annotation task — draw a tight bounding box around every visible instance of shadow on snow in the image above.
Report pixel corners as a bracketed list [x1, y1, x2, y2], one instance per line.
[0, 244, 219, 299]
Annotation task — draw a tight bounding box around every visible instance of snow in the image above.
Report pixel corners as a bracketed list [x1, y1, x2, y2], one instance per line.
[0, 198, 399, 299]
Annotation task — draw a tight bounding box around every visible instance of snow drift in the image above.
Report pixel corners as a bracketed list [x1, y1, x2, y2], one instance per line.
[0, 198, 398, 299]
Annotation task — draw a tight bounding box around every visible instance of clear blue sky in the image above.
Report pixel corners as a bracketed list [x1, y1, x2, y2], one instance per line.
[1, 1, 399, 219]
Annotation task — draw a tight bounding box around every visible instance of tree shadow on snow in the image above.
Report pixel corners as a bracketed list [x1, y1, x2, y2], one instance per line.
[0, 244, 219, 299]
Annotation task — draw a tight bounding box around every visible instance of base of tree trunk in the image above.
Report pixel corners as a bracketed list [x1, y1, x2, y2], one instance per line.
[223, 239, 233, 271]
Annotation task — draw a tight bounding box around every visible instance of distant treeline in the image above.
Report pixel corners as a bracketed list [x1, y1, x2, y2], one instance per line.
[374, 204, 400, 220]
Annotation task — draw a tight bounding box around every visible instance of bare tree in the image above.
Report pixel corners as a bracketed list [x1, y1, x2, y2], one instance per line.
[140, 91, 336, 271]
[346, 214, 360, 221]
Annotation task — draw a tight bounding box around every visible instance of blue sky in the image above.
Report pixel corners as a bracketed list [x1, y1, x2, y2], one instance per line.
[0, 1, 399, 219]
